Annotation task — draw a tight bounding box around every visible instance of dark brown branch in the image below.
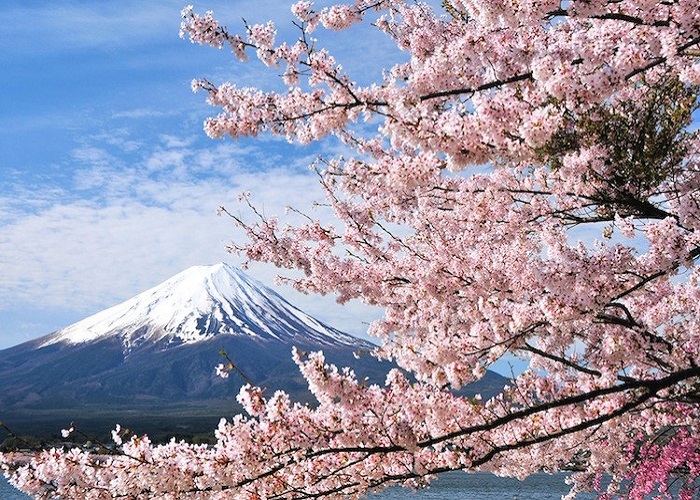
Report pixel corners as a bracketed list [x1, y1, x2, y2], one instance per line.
[612, 246, 700, 302]
[547, 8, 671, 27]
[626, 36, 700, 80]
[419, 72, 534, 102]
[522, 342, 602, 377]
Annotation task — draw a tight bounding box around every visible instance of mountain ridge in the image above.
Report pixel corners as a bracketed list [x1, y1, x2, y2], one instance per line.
[40, 263, 363, 351]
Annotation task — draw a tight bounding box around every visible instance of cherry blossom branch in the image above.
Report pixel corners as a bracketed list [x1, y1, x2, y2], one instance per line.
[218, 366, 699, 497]
[420, 366, 700, 449]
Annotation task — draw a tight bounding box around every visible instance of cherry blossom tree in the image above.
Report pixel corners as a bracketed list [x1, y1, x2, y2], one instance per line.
[3, 0, 700, 498]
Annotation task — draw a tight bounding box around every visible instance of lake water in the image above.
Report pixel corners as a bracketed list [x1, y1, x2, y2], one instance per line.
[1, 476, 31, 499]
[373, 471, 594, 499]
[1, 471, 592, 499]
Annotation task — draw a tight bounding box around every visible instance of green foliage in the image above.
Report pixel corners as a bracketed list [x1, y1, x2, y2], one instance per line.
[542, 78, 699, 212]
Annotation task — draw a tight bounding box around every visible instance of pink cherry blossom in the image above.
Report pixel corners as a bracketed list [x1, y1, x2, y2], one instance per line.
[3, 1, 700, 498]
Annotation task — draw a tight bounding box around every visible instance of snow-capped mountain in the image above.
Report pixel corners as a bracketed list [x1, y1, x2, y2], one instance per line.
[0, 263, 506, 442]
[41, 263, 362, 351]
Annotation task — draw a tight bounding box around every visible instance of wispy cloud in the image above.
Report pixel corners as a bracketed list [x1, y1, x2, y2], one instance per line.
[112, 109, 172, 120]
[2, 3, 175, 53]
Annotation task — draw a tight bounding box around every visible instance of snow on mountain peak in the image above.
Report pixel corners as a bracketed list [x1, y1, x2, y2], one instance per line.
[40, 263, 362, 350]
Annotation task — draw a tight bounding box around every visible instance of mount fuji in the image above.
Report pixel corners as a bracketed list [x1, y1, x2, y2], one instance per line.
[40, 263, 363, 351]
[0, 263, 506, 442]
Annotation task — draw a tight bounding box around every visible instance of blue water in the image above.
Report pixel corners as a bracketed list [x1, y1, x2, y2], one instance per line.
[1, 476, 30, 499]
[372, 471, 595, 499]
[1, 471, 591, 499]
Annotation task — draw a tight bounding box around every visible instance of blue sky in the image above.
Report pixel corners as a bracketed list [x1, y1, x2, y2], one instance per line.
[0, 1, 394, 349]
